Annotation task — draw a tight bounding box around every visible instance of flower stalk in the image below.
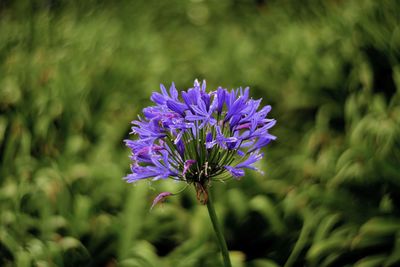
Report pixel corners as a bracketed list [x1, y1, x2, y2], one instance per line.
[206, 189, 232, 267]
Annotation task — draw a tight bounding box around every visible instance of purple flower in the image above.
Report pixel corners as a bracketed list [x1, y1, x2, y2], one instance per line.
[151, 83, 178, 105]
[216, 87, 226, 114]
[248, 136, 276, 153]
[224, 166, 245, 178]
[151, 192, 173, 210]
[236, 152, 263, 170]
[167, 100, 187, 116]
[224, 153, 263, 178]
[206, 126, 237, 149]
[186, 96, 217, 129]
[124, 80, 276, 204]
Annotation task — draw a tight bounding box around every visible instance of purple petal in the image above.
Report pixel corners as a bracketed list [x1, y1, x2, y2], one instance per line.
[186, 114, 204, 121]
[176, 139, 185, 157]
[241, 87, 250, 101]
[206, 140, 217, 149]
[236, 153, 263, 169]
[258, 105, 272, 118]
[224, 166, 245, 178]
[174, 131, 184, 144]
[151, 92, 166, 105]
[237, 150, 245, 156]
[236, 122, 251, 130]
[201, 93, 211, 110]
[206, 132, 213, 143]
[201, 80, 206, 92]
[191, 104, 207, 116]
[208, 117, 217, 126]
[181, 91, 192, 108]
[160, 84, 168, 96]
[169, 82, 178, 100]
[230, 115, 241, 128]
[167, 100, 187, 116]
[183, 159, 196, 176]
[248, 136, 275, 152]
[216, 87, 226, 114]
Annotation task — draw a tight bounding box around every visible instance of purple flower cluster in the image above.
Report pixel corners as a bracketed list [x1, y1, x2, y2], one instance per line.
[124, 80, 276, 200]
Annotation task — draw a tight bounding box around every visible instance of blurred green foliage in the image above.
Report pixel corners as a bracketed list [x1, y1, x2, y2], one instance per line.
[1, 0, 400, 266]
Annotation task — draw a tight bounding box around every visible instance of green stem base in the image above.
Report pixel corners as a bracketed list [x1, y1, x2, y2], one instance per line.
[206, 190, 232, 267]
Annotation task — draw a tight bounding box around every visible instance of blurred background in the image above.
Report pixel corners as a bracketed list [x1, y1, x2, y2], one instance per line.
[1, 0, 400, 266]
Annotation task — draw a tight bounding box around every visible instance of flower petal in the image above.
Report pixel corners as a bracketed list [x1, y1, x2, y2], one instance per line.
[224, 166, 245, 178]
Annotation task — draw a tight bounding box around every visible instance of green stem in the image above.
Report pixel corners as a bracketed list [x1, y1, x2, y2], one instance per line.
[206, 190, 232, 267]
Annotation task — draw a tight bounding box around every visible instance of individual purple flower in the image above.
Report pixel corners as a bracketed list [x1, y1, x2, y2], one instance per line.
[124, 79, 276, 204]
[186, 97, 217, 129]
[236, 152, 264, 171]
[224, 152, 263, 178]
[166, 100, 187, 116]
[248, 136, 276, 153]
[150, 192, 173, 210]
[216, 87, 226, 114]
[151, 83, 178, 105]
[224, 166, 245, 178]
[206, 126, 237, 149]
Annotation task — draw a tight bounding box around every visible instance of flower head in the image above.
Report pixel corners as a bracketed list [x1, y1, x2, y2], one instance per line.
[124, 80, 276, 204]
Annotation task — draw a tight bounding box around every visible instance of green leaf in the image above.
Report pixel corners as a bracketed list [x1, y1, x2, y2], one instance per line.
[249, 195, 284, 234]
[354, 254, 387, 267]
[359, 217, 400, 236]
